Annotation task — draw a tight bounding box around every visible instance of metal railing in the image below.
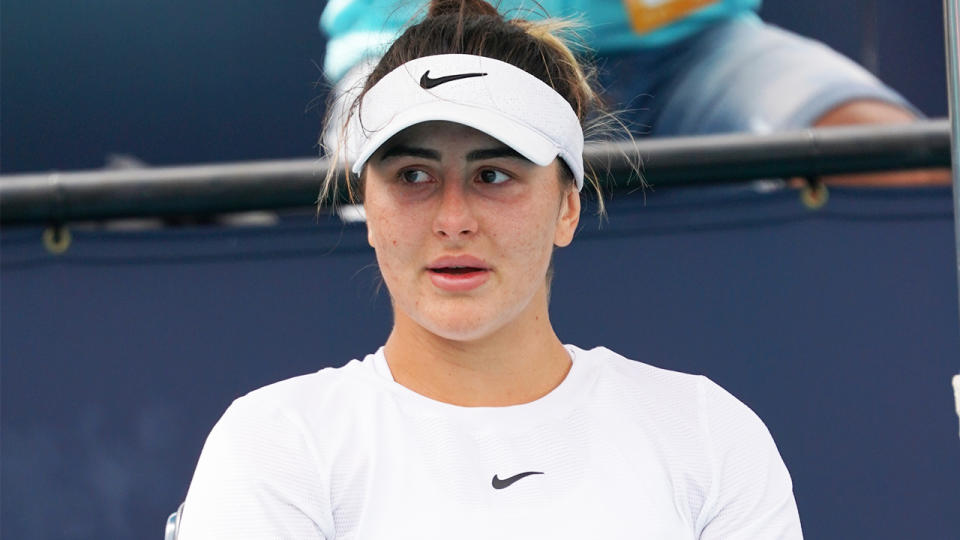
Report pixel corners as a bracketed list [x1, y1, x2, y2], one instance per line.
[0, 120, 950, 225]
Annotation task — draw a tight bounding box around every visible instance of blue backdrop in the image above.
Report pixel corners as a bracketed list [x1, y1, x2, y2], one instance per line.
[2, 184, 958, 538]
[2, 0, 959, 537]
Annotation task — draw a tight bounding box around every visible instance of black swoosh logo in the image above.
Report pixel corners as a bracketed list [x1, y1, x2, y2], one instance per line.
[491, 471, 543, 490]
[420, 70, 488, 89]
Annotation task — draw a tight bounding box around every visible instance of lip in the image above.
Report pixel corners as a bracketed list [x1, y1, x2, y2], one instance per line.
[427, 255, 491, 292]
[428, 255, 490, 271]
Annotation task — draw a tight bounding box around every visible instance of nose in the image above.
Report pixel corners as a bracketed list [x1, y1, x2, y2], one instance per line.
[432, 179, 478, 239]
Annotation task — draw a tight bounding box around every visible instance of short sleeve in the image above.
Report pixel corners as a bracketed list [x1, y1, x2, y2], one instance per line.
[178, 396, 333, 539]
[696, 377, 803, 539]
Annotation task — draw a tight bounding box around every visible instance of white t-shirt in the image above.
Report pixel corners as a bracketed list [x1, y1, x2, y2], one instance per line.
[179, 345, 802, 539]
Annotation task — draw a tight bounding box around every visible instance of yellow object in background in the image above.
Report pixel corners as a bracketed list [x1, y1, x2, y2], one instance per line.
[622, 0, 720, 34]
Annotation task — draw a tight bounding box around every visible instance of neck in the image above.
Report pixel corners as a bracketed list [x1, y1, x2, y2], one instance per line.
[383, 287, 571, 407]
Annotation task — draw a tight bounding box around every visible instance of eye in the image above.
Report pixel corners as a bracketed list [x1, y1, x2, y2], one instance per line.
[399, 168, 432, 184]
[478, 169, 511, 185]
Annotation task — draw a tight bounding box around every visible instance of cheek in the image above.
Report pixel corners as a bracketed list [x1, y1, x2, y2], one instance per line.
[368, 214, 401, 254]
[365, 203, 420, 273]
[364, 195, 398, 248]
[491, 204, 559, 268]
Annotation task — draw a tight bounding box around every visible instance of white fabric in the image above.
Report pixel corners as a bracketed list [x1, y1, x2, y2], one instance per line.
[346, 54, 585, 189]
[179, 346, 802, 539]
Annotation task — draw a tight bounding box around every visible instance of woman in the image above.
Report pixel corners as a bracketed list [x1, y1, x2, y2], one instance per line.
[178, 0, 803, 537]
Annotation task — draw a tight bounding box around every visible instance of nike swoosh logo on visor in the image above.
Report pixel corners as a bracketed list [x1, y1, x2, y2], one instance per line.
[419, 70, 488, 89]
[491, 471, 543, 490]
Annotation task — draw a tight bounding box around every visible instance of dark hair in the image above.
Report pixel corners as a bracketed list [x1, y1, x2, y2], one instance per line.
[320, 0, 612, 210]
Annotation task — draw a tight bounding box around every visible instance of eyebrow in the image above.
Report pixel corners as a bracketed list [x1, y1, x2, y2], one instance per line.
[466, 146, 529, 162]
[377, 144, 530, 163]
[378, 145, 441, 162]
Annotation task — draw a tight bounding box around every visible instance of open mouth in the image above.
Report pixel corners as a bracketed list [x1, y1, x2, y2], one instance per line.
[427, 258, 490, 291]
[430, 266, 486, 275]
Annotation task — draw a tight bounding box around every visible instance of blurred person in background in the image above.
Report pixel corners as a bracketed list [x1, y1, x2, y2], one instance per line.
[321, 0, 947, 185]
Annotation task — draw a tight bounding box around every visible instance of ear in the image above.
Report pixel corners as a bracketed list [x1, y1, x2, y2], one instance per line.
[364, 203, 377, 248]
[553, 186, 580, 247]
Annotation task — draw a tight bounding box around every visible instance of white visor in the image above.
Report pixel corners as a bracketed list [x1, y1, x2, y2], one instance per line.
[345, 54, 585, 190]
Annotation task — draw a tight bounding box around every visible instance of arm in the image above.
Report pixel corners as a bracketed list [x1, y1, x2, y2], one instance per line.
[177, 398, 332, 539]
[696, 377, 803, 539]
[815, 101, 950, 186]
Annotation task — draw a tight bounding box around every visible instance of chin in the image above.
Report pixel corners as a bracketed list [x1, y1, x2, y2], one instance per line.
[409, 302, 516, 343]
[393, 284, 540, 343]
[419, 314, 502, 343]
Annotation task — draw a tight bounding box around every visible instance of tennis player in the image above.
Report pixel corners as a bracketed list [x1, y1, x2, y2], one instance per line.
[177, 0, 803, 537]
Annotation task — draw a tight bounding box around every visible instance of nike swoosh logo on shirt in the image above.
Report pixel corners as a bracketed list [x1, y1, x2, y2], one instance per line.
[419, 70, 488, 89]
[491, 471, 543, 490]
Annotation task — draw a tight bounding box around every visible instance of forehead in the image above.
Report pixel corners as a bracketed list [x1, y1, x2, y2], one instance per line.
[376, 121, 510, 155]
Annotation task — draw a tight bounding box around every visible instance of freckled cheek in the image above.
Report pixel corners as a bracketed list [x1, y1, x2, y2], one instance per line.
[368, 215, 423, 281]
[515, 237, 553, 274]
[494, 215, 556, 277]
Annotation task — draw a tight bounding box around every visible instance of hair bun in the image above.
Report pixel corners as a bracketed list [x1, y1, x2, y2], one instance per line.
[428, 0, 500, 18]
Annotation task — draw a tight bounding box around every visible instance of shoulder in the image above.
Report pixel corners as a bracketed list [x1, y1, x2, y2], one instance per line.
[201, 355, 377, 451]
[573, 344, 774, 444]
[180, 355, 383, 538]
[207, 354, 387, 462]
[234, 357, 372, 412]
[572, 344, 707, 405]
[571, 346, 801, 535]
[570, 345, 716, 461]
[227, 355, 375, 416]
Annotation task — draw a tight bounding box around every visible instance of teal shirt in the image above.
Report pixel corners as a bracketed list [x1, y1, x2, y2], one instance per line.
[320, 0, 762, 81]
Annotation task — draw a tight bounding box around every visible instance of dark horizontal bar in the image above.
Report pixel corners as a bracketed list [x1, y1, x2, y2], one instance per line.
[0, 119, 950, 224]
